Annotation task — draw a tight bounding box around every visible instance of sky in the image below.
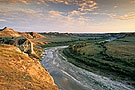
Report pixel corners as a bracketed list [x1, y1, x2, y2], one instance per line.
[0, 0, 135, 33]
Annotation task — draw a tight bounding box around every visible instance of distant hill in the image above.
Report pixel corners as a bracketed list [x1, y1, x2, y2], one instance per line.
[0, 27, 21, 37]
[40, 32, 73, 37]
[19, 32, 45, 39]
[0, 27, 47, 58]
[0, 27, 45, 39]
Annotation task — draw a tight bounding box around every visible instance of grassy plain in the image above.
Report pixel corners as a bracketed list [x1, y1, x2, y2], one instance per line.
[40, 35, 106, 48]
[40, 33, 135, 86]
[62, 35, 135, 86]
[106, 36, 135, 61]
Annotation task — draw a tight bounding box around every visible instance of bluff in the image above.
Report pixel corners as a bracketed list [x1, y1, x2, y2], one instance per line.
[0, 27, 46, 57]
[0, 27, 21, 37]
[0, 44, 59, 90]
[0, 27, 45, 39]
[0, 27, 59, 90]
[0, 37, 34, 54]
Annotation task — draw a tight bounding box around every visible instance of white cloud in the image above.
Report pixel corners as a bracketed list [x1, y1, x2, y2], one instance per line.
[48, 10, 63, 17]
[115, 12, 135, 20]
[78, 0, 98, 12]
[114, 5, 118, 8]
[0, 19, 6, 22]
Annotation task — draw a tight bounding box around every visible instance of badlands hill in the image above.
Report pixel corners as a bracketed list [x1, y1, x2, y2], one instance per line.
[0, 27, 21, 37]
[0, 27, 59, 90]
[0, 27, 45, 39]
[0, 27, 47, 56]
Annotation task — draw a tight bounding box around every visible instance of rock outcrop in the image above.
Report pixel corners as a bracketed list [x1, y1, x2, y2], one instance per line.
[28, 32, 45, 38]
[0, 37, 35, 56]
[19, 32, 45, 39]
[0, 27, 45, 39]
[0, 27, 59, 90]
[0, 44, 59, 90]
[0, 27, 46, 56]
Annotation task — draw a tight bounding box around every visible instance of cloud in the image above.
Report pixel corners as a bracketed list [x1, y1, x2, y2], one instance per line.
[0, 0, 98, 10]
[1, 8, 43, 16]
[19, 0, 29, 4]
[0, 0, 30, 4]
[68, 10, 87, 17]
[0, 0, 97, 31]
[0, 19, 6, 22]
[20, 9, 37, 14]
[0, 0, 98, 16]
[46, 9, 93, 26]
[78, 0, 98, 12]
[115, 12, 135, 20]
[47, 0, 98, 12]
[114, 5, 118, 8]
[48, 10, 63, 17]
[0, 8, 44, 24]
[90, 12, 117, 18]
[0, 0, 48, 5]
[90, 12, 135, 21]
[0, 0, 69, 5]
[35, 0, 47, 4]
[69, 10, 82, 16]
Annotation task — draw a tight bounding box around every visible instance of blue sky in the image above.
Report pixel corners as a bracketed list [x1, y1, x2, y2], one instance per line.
[0, 0, 135, 33]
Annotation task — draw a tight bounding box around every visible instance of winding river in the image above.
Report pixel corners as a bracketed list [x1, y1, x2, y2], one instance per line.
[42, 46, 134, 90]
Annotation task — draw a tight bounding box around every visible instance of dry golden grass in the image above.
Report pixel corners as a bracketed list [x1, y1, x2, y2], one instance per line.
[0, 44, 59, 90]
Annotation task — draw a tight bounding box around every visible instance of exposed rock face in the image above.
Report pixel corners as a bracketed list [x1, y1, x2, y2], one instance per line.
[28, 32, 45, 38]
[14, 37, 34, 54]
[0, 37, 35, 55]
[0, 27, 59, 89]
[19, 32, 45, 39]
[0, 27, 45, 39]
[0, 44, 59, 90]
[0, 27, 46, 55]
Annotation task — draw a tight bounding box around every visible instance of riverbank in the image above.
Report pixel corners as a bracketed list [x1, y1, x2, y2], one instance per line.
[0, 44, 59, 90]
[62, 36, 135, 87]
[41, 46, 134, 90]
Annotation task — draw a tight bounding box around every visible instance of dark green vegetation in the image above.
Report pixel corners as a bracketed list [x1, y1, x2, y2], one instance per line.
[40, 33, 111, 48]
[62, 33, 135, 86]
[40, 32, 135, 86]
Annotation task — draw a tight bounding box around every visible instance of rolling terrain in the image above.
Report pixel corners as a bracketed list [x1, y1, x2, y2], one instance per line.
[0, 27, 135, 90]
[0, 27, 59, 90]
[62, 33, 135, 87]
[42, 46, 134, 90]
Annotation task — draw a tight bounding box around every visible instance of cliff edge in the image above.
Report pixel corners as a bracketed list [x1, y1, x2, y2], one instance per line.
[0, 27, 59, 90]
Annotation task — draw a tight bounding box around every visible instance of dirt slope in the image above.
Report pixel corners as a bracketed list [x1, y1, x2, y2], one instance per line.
[0, 27, 21, 37]
[0, 44, 59, 90]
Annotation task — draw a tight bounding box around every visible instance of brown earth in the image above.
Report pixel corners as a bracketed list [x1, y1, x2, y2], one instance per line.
[0, 44, 59, 90]
[0, 27, 47, 58]
[0, 27, 59, 90]
[0, 27, 21, 37]
[0, 27, 45, 39]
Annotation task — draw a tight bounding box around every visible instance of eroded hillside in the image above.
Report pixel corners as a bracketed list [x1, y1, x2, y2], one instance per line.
[0, 27, 59, 90]
[0, 44, 59, 90]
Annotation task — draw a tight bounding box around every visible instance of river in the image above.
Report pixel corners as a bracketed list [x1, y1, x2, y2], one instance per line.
[41, 46, 134, 90]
